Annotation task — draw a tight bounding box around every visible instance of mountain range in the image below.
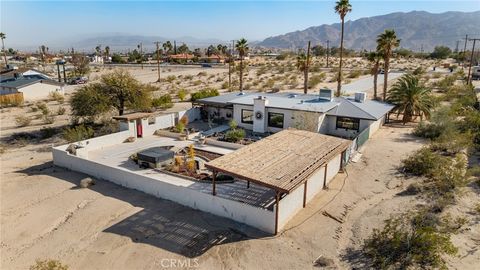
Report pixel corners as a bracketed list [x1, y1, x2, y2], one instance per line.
[258, 11, 480, 51]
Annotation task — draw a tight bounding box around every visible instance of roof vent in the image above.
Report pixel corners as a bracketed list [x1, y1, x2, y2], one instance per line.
[238, 92, 245, 96]
[319, 88, 333, 101]
[288, 94, 297, 98]
[354, 92, 367, 103]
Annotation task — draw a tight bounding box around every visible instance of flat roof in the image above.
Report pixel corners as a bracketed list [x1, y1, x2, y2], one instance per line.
[113, 112, 154, 121]
[205, 129, 351, 193]
[195, 91, 393, 119]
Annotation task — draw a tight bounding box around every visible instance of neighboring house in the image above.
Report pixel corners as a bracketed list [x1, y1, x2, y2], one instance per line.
[0, 67, 52, 83]
[168, 53, 195, 62]
[193, 89, 394, 139]
[0, 77, 65, 101]
[199, 54, 226, 64]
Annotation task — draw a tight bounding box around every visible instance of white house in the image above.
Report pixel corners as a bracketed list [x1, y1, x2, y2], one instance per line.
[0, 77, 65, 101]
[193, 89, 394, 139]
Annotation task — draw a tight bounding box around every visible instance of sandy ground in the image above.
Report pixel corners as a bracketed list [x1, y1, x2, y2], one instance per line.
[2, 121, 478, 269]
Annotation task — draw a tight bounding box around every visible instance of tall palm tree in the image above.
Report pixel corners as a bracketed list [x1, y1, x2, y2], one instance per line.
[235, 38, 249, 92]
[334, 0, 352, 97]
[95, 45, 102, 56]
[162, 41, 172, 55]
[0, 32, 7, 67]
[367, 51, 382, 100]
[387, 74, 434, 124]
[296, 49, 311, 94]
[377, 29, 400, 101]
[104, 46, 110, 61]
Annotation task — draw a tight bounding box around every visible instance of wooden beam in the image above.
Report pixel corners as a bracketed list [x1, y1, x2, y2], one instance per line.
[323, 164, 328, 189]
[212, 170, 217, 196]
[340, 150, 346, 172]
[274, 191, 281, 235]
[303, 180, 308, 208]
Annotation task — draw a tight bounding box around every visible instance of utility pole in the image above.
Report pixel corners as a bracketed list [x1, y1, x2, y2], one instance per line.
[455, 40, 460, 54]
[462, 34, 468, 68]
[138, 42, 143, 69]
[467, 38, 478, 85]
[229, 40, 235, 89]
[304, 41, 311, 94]
[326, 40, 330, 68]
[155, 41, 161, 82]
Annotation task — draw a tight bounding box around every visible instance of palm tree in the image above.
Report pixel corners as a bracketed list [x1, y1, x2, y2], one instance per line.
[377, 29, 400, 101]
[296, 49, 311, 94]
[387, 74, 434, 124]
[367, 51, 382, 100]
[0, 32, 7, 67]
[235, 38, 249, 92]
[95, 45, 102, 56]
[334, 0, 352, 97]
[104, 46, 110, 61]
[162, 41, 172, 55]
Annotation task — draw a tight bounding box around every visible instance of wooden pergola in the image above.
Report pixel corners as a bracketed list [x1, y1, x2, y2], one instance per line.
[205, 129, 351, 234]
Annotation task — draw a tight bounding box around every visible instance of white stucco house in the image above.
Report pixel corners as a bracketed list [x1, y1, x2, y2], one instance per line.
[193, 89, 394, 140]
[0, 77, 65, 101]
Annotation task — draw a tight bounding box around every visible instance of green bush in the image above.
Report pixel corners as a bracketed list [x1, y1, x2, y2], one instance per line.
[151, 94, 173, 109]
[177, 89, 188, 101]
[401, 148, 449, 177]
[347, 70, 362, 79]
[224, 128, 246, 143]
[57, 106, 66, 115]
[190, 88, 219, 101]
[49, 92, 65, 103]
[63, 125, 94, 143]
[363, 212, 457, 269]
[175, 122, 185, 133]
[15, 116, 32, 127]
[308, 73, 326, 89]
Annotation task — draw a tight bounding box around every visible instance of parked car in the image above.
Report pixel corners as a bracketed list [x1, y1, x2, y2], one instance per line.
[472, 66, 480, 80]
[201, 64, 212, 68]
[70, 77, 88, 85]
[379, 69, 390, 74]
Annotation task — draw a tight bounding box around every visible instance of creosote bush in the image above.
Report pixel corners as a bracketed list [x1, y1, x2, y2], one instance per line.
[63, 125, 94, 143]
[15, 115, 32, 127]
[151, 94, 173, 109]
[190, 88, 219, 101]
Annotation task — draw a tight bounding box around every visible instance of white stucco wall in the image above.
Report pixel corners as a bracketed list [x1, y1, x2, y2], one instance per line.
[18, 82, 64, 101]
[325, 154, 342, 186]
[305, 166, 326, 203]
[367, 115, 386, 138]
[277, 184, 304, 229]
[52, 147, 276, 233]
[143, 114, 176, 135]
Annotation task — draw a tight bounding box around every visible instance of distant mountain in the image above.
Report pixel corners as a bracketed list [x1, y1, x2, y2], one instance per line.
[258, 11, 480, 51]
[71, 34, 226, 52]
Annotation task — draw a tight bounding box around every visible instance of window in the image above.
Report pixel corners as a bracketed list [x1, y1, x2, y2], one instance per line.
[241, 109, 253, 124]
[268, 112, 284, 128]
[336, 117, 360, 131]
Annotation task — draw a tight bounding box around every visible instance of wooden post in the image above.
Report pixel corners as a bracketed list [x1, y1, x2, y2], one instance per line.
[212, 170, 217, 196]
[274, 190, 280, 235]
[323, 164, 328, 189]
[340, 151, 346, 172]
[247, 181, 250, 189]
[303, 181, 308, 208]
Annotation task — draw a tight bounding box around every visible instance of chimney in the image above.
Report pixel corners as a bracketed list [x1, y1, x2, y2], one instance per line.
[253, 95, 268, 133]
[319, 88, 333, 101]
[354, 92, 367, 103]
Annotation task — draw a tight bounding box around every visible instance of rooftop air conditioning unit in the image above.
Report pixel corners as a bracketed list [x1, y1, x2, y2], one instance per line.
[319, 88, 334, 101]
[354, 92, 367, 103]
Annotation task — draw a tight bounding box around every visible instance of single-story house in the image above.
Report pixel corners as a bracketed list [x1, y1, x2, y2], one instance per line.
[0, 67, 52, 83]
[199, 54, 226, 64]
[0, 77, 65, 101]
[193, 89, 394, 139]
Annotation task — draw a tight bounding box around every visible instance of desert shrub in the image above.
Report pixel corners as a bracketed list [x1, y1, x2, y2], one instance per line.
[15, 116, 32, 127]
[413, 121, 444, 139]
[49, 92, 65, 103]
[97, 119, 119, 136]
[190, 88, 219, 101]
[347, 70, 362, 79]
[192, 80, 202, 86]
[57, 107, 66, 115]
[220, 81, 229, 89]
[177, 89, 188, 101]
[30, 259, 68, 270]
[229, 119, 238, 130]
[197, 71, 207, 76]
[363, 212, 457, 269]
[401, 148, 449, 177]
[63, 125, 94, 143]
[166, 75, 176, 83]
[36, 103, 49, 115]
[43, 113, 55, 124]
[151, 94, 173, 109]
[224, 128, 246, 143]
[263, 78, 275, 89]
[308, 73, 326, 89]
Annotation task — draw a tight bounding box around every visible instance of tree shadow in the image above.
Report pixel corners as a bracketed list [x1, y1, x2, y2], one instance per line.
[339, 247, 371, 269]
[16, 162, 269, 258]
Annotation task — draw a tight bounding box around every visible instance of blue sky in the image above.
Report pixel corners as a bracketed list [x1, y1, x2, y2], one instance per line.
[1, 0, 479, 47]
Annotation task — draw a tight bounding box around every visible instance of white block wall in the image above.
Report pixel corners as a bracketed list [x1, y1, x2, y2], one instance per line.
[52, 147, 276, 233]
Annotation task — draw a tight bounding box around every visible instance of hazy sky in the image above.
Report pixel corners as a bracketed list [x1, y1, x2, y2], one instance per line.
[1, 0, 479, 47]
